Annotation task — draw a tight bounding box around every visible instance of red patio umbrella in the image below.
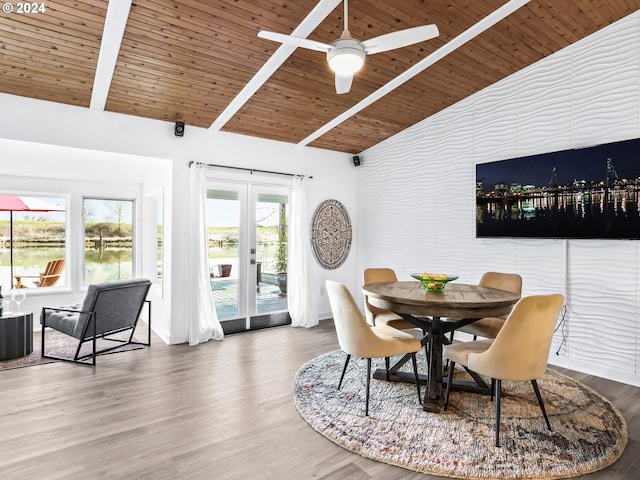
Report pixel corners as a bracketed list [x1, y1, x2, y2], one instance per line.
[0, 195, 66, 288]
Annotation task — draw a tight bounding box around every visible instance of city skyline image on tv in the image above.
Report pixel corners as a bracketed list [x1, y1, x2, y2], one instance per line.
[476, 137, 640, 239]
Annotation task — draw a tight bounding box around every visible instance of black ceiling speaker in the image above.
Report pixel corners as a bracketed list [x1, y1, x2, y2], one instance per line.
[352, 155, 361, 166]
[174, 121, 185, 137]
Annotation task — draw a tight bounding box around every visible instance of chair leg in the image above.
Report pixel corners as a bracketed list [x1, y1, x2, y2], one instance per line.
[491, 378, 496, 401]
[338, 353, 351, 390]
[444, 361, 455, 410]
[410, 353, 421, 404]
[385, 356, 390, 381]
[41, 323, 46, 357]
[365, 358, 372, 416]
[495, 379, 502, 447]
[423, 343, 430, 376]
[531, 379, 552, 431]
[444, 332, 453, 371]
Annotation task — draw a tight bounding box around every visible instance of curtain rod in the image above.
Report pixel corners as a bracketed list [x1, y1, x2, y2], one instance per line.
[189, 161, 313, 179]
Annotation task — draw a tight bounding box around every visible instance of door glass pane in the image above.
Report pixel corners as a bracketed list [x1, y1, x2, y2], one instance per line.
[0, 195, 67, 289]
[256, 193, 288, 314]
[83, 198, 134, 284]
[206, 189, 240, 321]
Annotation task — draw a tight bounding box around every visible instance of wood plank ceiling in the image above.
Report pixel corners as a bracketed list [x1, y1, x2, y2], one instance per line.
[1, 0, 639, 154]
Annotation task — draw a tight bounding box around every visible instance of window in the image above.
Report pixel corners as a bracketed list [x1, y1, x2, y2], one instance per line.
[0, 194, 67, 289]
[83, 198, 135, 284]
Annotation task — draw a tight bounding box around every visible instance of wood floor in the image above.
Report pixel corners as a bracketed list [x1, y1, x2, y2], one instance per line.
[0, 321, 638, 479]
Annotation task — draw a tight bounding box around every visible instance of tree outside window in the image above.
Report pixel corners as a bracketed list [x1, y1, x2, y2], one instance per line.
[84, 198, 134, 284]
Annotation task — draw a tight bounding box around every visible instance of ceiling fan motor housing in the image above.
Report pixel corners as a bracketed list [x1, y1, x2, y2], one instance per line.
[327, 38, 366, 75]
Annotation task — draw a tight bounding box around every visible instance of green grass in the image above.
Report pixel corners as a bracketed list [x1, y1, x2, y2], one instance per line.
[0, 220, 133, 241]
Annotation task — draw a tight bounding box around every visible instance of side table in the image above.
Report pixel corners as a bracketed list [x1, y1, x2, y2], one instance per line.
[0, 312, 34, 361]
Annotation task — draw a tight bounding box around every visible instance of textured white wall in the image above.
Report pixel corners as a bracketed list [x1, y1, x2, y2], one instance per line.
[357, 11, 640, 385]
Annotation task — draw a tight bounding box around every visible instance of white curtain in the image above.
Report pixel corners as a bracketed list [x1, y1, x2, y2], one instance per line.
[187, 164, 224, 345]
[288, 176, 317, 327]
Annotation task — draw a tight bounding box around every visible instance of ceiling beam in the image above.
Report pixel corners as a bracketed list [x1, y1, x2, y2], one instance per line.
[208, 0, 342, 131]
[298, 0, 533, 148]
[90, 0, 133, 111]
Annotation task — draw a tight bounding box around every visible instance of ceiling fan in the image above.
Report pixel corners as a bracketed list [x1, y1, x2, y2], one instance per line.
[258, 0, 439, 94]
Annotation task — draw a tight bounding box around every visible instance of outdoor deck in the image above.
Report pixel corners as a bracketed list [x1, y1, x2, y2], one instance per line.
[211, 278, 287, 320]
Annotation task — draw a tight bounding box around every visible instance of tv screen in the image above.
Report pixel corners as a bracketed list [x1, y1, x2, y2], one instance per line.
[476, 137, 640, 239]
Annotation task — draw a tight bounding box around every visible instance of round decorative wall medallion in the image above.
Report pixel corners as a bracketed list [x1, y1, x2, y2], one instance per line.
[311, 199, 352, 270]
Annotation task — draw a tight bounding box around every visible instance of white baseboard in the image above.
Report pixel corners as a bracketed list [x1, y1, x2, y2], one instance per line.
[549, 354, 640, 387]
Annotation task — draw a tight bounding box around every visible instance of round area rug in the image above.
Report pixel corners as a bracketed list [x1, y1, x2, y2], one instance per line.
[293, 351, 627, 479]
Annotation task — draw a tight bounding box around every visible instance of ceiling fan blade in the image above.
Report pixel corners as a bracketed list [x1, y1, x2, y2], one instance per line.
[258, 30, 331, 52]
[362, 24, 439, 55]
[335, 74, 353, 94]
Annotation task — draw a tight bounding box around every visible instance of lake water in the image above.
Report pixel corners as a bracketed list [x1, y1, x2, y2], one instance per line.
[0, 246, 133, 288]
[477, 187, 640, 238]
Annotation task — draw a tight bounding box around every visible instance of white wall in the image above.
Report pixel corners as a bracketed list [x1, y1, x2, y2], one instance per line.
[357, 10, 640, 386]
[0, 94, 358, 343]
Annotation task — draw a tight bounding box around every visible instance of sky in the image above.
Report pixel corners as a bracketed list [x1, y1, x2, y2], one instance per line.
[476, 137, 640, 190]
[0, 195, 65, 222]
[205, 199, 280, 227]
[0, 197, 132, 223]
[0, 195, 280, 228]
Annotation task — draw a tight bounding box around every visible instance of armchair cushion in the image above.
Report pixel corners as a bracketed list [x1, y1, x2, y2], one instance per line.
[43, 304, 82, 337]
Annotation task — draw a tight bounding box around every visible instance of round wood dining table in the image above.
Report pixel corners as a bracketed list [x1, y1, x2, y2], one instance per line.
[362, 281, 520, 412]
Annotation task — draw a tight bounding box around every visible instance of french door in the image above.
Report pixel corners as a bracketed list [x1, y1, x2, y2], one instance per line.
[205, 180, 290, 333]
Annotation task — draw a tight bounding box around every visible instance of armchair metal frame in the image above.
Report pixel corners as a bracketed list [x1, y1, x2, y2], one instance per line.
[41, 281, 151, 366]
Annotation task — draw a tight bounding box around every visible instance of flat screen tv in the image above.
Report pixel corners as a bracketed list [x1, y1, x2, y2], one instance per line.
[476, 137, 640, 239]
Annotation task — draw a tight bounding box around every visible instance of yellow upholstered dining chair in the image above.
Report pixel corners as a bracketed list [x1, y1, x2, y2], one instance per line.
[363, 268, 421, 331]
[326, 280, 423, 416]
[443, 294, 564, 447]
[456, 271, 522, 340]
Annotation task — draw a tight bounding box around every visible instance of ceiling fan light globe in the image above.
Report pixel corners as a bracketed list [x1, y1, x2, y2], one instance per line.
[327, 43, 365, 75]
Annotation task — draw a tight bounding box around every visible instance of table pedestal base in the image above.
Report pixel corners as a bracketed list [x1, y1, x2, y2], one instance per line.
[0, 312, 34, 361]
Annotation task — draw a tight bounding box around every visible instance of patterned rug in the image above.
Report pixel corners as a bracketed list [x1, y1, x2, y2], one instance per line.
[0, 330, 145, 370]
[294, 350, 627, 479]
